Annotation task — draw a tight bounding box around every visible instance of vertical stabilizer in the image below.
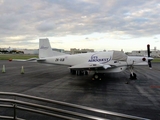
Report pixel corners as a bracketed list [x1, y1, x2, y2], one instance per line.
[39, 38, 53, 58]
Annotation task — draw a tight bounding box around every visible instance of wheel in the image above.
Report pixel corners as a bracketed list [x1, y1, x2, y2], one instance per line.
[94, 74, 99, 79]
[70, 69, 76, 75]
[76, 70, 80, 76]
[84, 71, 88, 75]
[133, 73, 137, 79]
[130, 73, 137, 80]
[93, 73, 102, 80]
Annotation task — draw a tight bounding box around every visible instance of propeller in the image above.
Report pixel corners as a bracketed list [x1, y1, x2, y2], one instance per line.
[147, 44, 152, 69]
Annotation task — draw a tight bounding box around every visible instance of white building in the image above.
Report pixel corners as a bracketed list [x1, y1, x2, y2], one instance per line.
[21, 49, 38, 54]
[21, 48, 66, 55]
[70, 48, 94, 54]
[128, 48, 160, 57]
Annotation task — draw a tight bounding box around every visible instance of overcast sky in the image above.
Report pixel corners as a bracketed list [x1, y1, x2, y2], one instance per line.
[0, 0, 160, 52]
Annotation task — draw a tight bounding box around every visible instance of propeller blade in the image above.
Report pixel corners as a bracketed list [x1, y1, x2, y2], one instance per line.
[147, 44, 152, 69]
[147, 44, 150, 57]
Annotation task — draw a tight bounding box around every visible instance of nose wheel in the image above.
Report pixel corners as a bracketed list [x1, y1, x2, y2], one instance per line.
[130, 73, 137, 80]
[92, 73, 102, 80]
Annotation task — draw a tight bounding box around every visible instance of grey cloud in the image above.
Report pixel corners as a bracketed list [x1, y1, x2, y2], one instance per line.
[36, 21, 55, 32]
[0, 0, 159, 44]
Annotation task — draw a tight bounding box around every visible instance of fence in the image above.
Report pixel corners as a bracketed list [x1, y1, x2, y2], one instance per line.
[0, 92, 150, 120]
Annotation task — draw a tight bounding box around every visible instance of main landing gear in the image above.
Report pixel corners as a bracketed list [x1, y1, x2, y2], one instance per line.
[70, 69, 88, 76]
[70, 69, 103, 80]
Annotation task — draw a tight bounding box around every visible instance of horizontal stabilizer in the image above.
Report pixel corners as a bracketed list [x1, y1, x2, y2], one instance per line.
[37, 59, 46, 62]
[12, 58, 38, 62]
[26, 58, 38, 61]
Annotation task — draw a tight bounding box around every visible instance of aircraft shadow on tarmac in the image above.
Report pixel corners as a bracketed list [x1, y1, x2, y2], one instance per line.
[68, 72, 130, 93]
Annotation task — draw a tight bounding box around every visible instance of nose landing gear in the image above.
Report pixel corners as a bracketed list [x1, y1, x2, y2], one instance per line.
[92, 73, 102, 80]
[126, 66, 137, 84]
[130, 73, 137, 80]
[129, 66, 137, 80]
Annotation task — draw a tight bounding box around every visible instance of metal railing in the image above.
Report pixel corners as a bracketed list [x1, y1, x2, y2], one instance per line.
[0, 92, 150, 120]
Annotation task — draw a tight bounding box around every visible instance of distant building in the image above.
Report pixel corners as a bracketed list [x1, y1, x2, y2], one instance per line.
[70, 48, 94, 54]
[127, 48, 160, 57]
[21, 48, 94, 55]
[0, 48, 24, 54]
[21, 49, 38, 54]
[52, 48, 64, 53]
[21, 48, 67, 55]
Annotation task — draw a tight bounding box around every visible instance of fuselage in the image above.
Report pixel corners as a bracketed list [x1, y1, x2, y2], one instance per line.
[39, 51, 113, 66]
[37, 51, 150, 73]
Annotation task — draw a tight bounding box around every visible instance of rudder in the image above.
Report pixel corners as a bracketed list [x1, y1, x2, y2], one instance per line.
[39, 38, 53, 58]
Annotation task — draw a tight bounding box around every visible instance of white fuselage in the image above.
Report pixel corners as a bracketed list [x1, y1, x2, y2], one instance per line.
[37, 51, 149, 73]
[44, 52, 113, 66]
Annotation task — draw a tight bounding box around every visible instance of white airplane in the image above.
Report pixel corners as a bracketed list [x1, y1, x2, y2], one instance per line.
[15, 38, 154, 80]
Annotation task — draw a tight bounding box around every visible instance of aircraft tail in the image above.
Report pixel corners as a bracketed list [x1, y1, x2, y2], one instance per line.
[39, 38, 53, 58]
[39, 38, 67, 58]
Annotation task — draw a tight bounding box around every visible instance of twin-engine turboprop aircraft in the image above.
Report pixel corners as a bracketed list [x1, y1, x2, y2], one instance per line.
[14, 38, 153, 80]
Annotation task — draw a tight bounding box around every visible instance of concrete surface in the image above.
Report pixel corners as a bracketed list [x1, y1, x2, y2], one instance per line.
[0, 60, 160, 119]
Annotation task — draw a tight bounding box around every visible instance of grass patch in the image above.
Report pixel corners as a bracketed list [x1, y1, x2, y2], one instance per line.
[152, 58, 160, 62]
[0, 54, 38, 60]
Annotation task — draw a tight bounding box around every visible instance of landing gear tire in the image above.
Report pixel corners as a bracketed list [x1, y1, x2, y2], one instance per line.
[84, 71, 88, 75]
[130, 73, 137, 80]
[92, 73, 102, 80]
[76, 70, 80, 76]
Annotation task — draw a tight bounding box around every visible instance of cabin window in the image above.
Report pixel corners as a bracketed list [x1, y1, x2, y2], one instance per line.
[55, 58, 59, 61]
[60, 58, 65, 61]
[114, 61, 118, 63]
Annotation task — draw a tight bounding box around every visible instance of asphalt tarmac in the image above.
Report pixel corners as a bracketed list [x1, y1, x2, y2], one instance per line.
[0, 60, 160, 120]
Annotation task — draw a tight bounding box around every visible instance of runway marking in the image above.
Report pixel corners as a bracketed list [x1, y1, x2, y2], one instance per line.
[150, 85, 160, 88]
[135, 85, 160, 108]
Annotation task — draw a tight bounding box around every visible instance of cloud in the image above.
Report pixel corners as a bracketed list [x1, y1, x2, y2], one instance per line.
[0, 0, 160, 49]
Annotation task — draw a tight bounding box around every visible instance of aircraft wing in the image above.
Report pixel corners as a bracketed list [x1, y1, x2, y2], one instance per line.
[69, 62, 111, 70]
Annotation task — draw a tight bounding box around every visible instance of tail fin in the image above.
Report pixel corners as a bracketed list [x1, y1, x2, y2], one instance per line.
[39, 38, 53, 58]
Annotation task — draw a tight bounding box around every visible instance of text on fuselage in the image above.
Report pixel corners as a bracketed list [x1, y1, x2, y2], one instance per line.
[88, 55, 111, 62]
